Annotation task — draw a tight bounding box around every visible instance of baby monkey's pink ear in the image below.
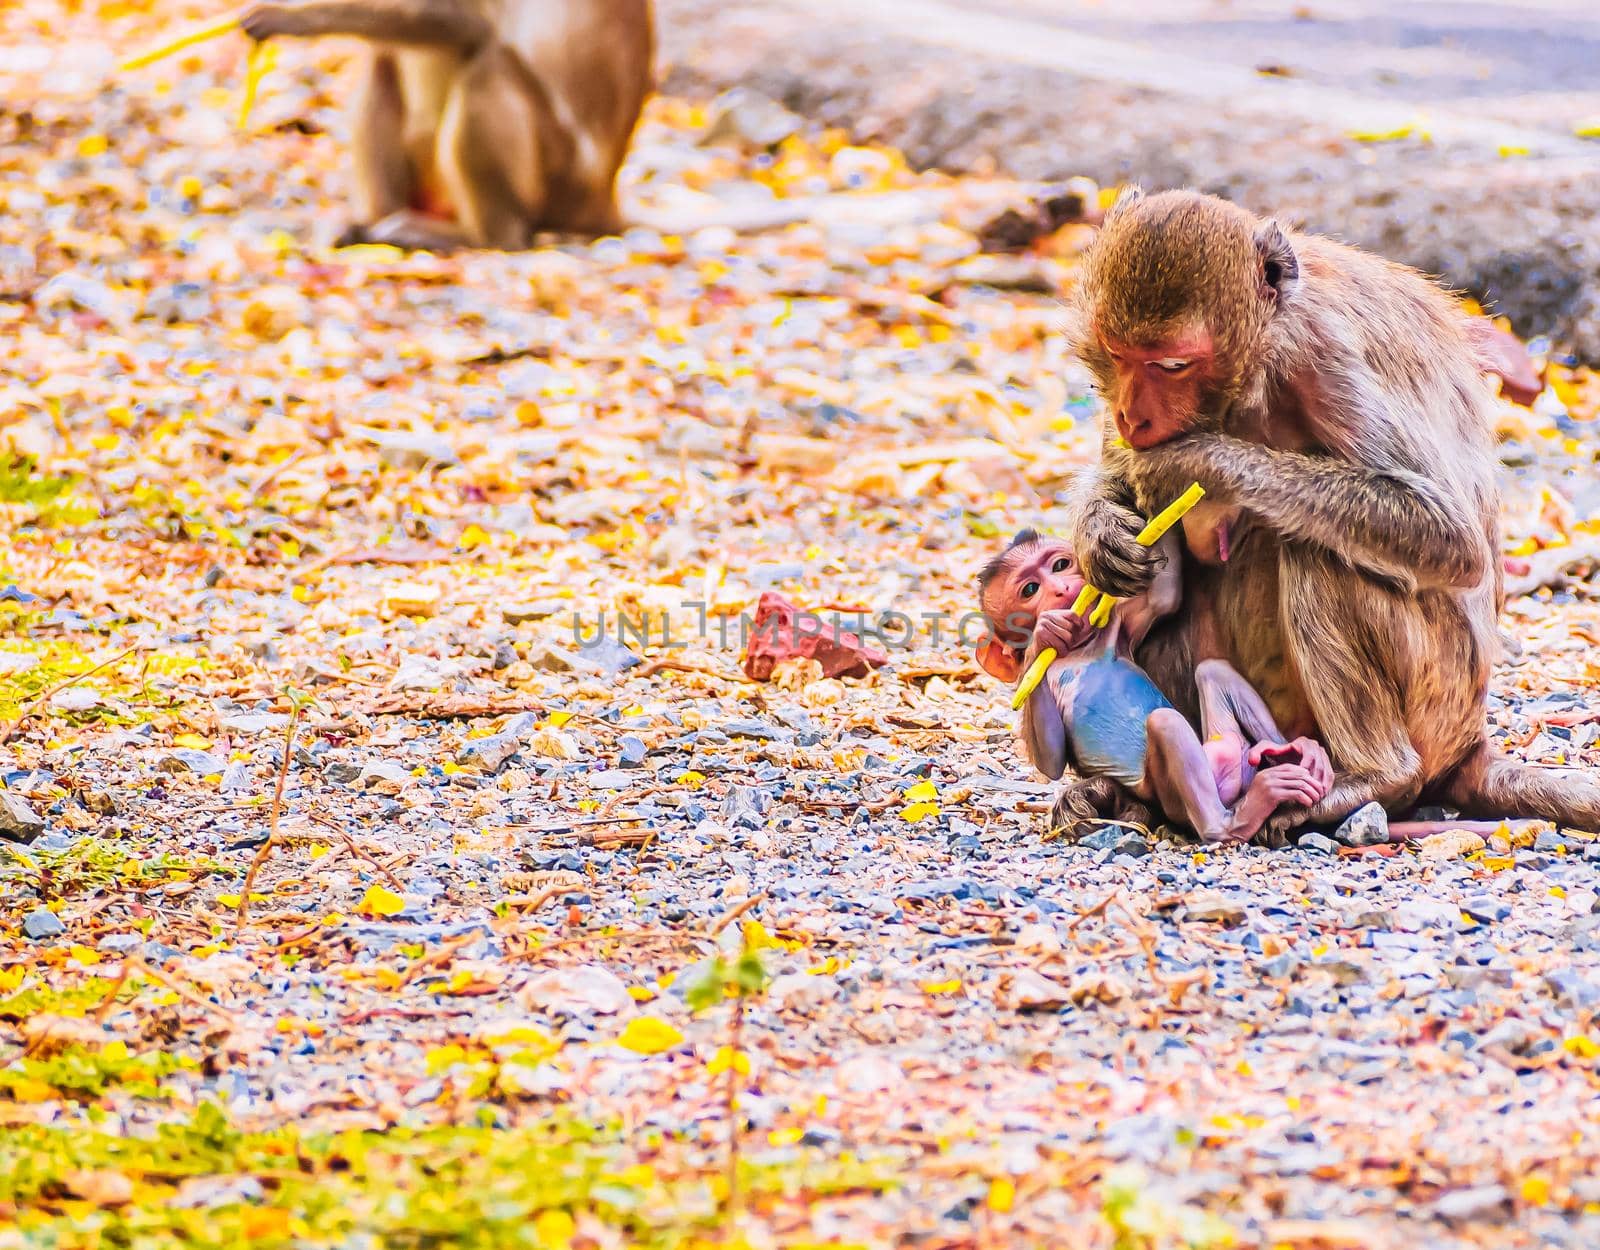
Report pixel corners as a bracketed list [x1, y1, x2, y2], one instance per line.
[977, 637, 1023, 684]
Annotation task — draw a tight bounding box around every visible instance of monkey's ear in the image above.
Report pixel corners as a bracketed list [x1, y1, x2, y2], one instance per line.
[977, 638, 1024, 684]
[1101, 185, 1144, 229]
[1255, 219, 1300, 304]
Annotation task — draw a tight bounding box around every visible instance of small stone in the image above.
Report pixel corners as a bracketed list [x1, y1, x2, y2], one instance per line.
[701, 87, 803, 148]
[1432, 1185, 1509, 1222]
[23, 908, 65, 940]
[768, 972, 841, 1014]
[997, 968, 1073, 1011]
[1477, 1017, 1533, 1052]
[1545, 969, 1600, 1009]
[50, 687, 101, 712]
[219, 711, 289, 734]
[1111, 831, 1150, 857]
[98, 933, 142, 952]
[1460, 895, 1512, 924]
[158, 749, 226, 776]
[1418, 828, 1487, 860]
[458, 733, 520, 774]
[381, 582, 442, 617]
[578, 637, 642, 675]
[502, 601, 564, 625]
[720, 785, 771, 826]
[1535, 829, 1568, 853]
[353, 426, 458, 469]
[1013, 922, 1062, 957]
[357, 761, 413, 788]
[83, 789, 116, 815]
[1183, 890, 1247, 926]
[0, 791, 45, 842]
[526, 642, 581, 673]
[1333, 801, 1389, 848]
[1297, 832, 1338, 854]
[1396, 899, 1458, 931]
[619, 735, 648, 768]
[517, 964, 633, 1016]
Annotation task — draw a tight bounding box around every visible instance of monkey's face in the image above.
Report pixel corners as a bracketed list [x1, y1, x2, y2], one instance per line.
[979, 539, 1092, 654]
[1075, 188, 1285, 448]
[1097, 331, 1214, 450]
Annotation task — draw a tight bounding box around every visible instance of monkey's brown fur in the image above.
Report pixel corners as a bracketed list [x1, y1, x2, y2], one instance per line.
[1071, 188, 1600, 837]
[239, 0, 653, 250]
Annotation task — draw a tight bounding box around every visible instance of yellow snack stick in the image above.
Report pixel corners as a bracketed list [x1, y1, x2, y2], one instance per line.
[1088, 593, 1115, 628]
[121, 16, 240, 72]
[1133, 482, 1206, 546]
[1070, 583, 1098, 617]
[238, 39, 277, 128]
[1010, 647, 1057, 710]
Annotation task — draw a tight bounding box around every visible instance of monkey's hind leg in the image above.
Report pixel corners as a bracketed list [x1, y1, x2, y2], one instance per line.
[426, 45, 546, 251]
[1441, 742, 1600, 832]
[337, 50, 414, 248]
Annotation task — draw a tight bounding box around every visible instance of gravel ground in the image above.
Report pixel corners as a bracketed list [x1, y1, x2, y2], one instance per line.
[3, 5, 1600, 1248]
[658, 0, 1600, 361]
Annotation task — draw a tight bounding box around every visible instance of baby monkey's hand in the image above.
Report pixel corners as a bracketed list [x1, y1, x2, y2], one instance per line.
[1032, 608, 1096, 658]
[1251, 737, 1333, 798]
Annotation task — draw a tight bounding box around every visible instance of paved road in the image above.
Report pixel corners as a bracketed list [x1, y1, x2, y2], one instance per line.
[660, 0, 1600, 357]
[997, 0, 1600, 110]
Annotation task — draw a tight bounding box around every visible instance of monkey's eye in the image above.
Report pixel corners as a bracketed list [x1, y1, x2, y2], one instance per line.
[1051, 557, 1071, 573]
[1154, 359, 1192, 375]
[1020, 581, 1040, 599]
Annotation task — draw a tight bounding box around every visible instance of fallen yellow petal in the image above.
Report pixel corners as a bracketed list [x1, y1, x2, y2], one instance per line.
[616, 1017, 685, 1055]
[358, 885, 406, 918]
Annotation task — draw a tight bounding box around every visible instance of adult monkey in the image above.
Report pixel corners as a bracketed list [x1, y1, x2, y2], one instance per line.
[1069, 187, 1600, 839]
[238, 0, 654, 250]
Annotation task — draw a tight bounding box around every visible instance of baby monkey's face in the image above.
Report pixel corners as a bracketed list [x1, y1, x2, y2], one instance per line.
[985, 538, 1089, 650]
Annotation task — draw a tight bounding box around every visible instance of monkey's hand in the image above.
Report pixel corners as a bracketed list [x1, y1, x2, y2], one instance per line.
[1032, 607, 1095, 658]
[1251, 737, 1333, 797]
[239, 3, 301, 40]
[1073, 499, 1160, 599]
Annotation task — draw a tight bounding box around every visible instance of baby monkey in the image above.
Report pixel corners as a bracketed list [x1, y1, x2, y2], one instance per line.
[976, 529, 1333, 844]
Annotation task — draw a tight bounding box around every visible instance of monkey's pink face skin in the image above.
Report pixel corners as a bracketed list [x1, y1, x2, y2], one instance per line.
[984, 540, 1092, 651]
[1101, 333, 1215, 449]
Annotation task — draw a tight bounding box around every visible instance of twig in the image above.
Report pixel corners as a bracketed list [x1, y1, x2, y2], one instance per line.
[635, 657, 754, 682]
[398, 932, 478, 987]
[0, 647, 135, 745]
[725, 992, 744, 1225]
[92, 955, 136, 1024]
[710, 892, 767, 937]
[1066, 890, 1117, 934]
[235, 703, 301, 934]
[306, 810, 404, 890]
[119, 956, 236, 1024]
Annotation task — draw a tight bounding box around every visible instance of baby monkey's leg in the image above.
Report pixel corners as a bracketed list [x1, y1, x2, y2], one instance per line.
[1144, 708, 1323, 844]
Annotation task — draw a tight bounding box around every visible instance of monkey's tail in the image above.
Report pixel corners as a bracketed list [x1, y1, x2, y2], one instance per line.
[1445, 747, 1600, 832]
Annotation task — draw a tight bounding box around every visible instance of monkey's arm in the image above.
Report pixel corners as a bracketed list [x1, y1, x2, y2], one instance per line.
[239, 0, 490, 49]
[1137, 434, 1487, 591]
[1117, 531, 1182, 652]
[1019, 654, 1071, 781]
